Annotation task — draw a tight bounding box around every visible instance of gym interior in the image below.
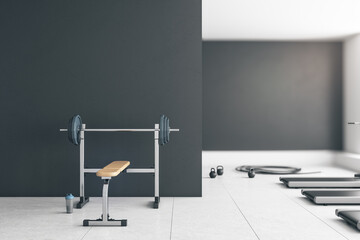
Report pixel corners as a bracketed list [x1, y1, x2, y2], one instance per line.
[2, 0, 360, 239]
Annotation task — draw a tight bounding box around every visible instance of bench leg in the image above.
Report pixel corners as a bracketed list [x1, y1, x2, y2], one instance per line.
[76, 196, 89, 209]
[154, 196, 160, 209]
[83, 178, 127, 227]
[103, 180, 109, 219]
[83, 218, 127, 226]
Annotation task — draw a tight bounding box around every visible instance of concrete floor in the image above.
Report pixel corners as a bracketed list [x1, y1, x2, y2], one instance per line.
[1, 158, 360, 240]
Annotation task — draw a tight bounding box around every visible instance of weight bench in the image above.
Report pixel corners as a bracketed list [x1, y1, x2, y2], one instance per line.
[83, 161, 130, 227]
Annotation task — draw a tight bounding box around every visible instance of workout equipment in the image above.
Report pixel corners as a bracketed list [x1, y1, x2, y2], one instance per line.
[66, 114, 177, 146]
[280, 176, 360, 188]
[236, 165, 308, 175]
[278, 122, 360, 189]
[248, 168, 255, 178]
[336, 209, 360, 230]
[68, 115, 82, 146]
[159, 115, 170, 145]
[84, 161, 130, 226]
[302, 190, 360, 205]
[209, 168, 217, 178]
[329, 122, 360, 229]
[216, 166, 224, 176]
[237, 165, 317, 178]
[60, 114, 179, 209]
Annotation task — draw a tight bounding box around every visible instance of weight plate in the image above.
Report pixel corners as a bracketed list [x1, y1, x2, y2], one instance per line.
[163, 115, 167, 145]
[165, 116, 170, 144]
[164, 116, 167, 144]
[159, 115, 165, 145]
[162, 115, 166, 145]
[68, 115, 82, 146]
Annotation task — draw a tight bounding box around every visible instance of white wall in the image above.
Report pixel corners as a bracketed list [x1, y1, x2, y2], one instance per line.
[344, 34, 360, 153]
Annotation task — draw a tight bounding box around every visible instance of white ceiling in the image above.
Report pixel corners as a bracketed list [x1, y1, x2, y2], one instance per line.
[203, 0, 360, 41]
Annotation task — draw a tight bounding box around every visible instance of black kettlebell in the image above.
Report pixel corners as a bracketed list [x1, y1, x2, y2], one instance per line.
[248, 168, 255, 178]
[209, 168, 217, 178]
[217, 165, 224, 176]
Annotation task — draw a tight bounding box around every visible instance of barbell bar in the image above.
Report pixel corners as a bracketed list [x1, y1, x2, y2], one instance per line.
[59, 129, 180, 132]
[61, 114, 179, 146]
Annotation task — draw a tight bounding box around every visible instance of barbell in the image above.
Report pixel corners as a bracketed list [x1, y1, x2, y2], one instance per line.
[60, 114, 179, 146]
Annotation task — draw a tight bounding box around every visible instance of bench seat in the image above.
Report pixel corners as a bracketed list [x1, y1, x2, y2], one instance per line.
[96, 161, 130, 177]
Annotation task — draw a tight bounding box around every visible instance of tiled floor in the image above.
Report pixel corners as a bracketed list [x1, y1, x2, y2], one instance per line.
[1, 158, 359, 240]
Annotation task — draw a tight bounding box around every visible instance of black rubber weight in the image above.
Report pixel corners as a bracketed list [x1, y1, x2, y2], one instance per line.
[159, 115, 166, 145]
[68, 115, 82, 146]
[165, 116, 170, 143]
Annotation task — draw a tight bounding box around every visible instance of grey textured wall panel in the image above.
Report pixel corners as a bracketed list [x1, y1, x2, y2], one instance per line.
[0, 1, 202, 196]
[203, 41, 342, 150]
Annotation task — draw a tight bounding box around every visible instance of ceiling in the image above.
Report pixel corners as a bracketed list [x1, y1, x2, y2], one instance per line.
[203, 0, 360, 41]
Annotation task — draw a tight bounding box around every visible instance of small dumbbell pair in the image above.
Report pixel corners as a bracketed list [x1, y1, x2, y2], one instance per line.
[209, 166, 224, 178]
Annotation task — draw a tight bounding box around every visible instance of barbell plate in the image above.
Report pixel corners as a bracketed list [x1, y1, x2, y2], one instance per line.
[166, 116, 170, 144]
[162, 115, 166, 145]
[159, 115, 165, 145]
[68, 115, 82, 146]
[159, 115, 163, 145]
[67, 116, 74, 144]
[164, 116, 167, 144]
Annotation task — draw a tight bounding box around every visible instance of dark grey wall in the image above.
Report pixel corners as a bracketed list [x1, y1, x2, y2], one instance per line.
[0, 1, 202, 196]
[203, 41, 342, 150]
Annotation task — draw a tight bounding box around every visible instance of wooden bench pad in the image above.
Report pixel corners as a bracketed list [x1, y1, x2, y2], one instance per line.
[96, 161, 130, 177]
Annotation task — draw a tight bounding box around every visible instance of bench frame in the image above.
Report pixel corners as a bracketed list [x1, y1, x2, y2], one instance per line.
[77, 123, 160, 209]
[83, 177, 127, 226]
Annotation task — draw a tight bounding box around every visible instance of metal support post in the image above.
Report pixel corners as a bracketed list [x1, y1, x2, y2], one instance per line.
[102, 178, 109, 220]
[77, 124, 89, 208]
[154, 123, 160, 208]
